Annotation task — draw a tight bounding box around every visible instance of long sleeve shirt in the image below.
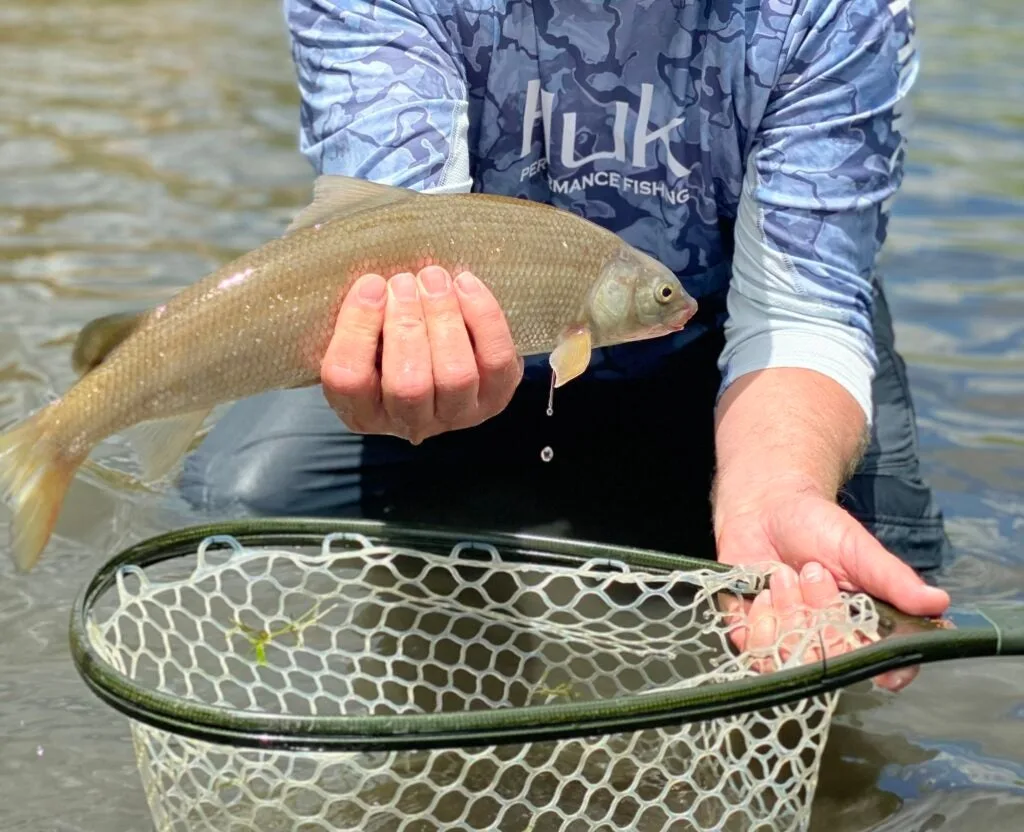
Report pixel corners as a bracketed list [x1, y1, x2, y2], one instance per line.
[284, 0, 919, 424]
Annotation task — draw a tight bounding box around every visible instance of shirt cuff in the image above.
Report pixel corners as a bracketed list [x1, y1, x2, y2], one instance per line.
[718, 291, 876, 427]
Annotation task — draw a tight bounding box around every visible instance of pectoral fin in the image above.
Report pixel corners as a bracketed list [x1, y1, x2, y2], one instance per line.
[549, 327, 593, 388]
[284, 174, 420, 235]
[126, 409, 213, 484]
[72, 310, 147, 376]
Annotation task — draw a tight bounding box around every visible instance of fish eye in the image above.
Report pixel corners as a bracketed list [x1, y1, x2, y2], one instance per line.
[656, 283, 675, 304]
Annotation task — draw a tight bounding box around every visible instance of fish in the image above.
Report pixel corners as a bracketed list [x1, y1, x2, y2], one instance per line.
[0, 173, 698, 572]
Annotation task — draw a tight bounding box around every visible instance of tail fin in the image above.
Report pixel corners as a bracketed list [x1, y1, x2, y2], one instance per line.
[0, 410, 78, 572]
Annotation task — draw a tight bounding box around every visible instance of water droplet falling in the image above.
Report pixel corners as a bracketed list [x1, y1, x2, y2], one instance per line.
[540, 446, 554, 463]
[546, 371, 555, 417]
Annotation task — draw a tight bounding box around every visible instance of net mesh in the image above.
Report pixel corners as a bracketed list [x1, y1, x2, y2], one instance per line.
[84, 533, 881, 832]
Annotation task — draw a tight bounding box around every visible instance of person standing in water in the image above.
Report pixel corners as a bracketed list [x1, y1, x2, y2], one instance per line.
[179, 0, 951, 680]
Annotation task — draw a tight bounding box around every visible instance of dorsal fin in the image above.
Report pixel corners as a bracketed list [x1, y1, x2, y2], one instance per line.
[284, 174, 420, 235]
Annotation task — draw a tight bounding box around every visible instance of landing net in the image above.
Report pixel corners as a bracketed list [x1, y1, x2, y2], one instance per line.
[75, 526, 880, 832]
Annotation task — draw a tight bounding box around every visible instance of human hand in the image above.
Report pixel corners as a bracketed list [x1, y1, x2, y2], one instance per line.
[321, 266, 524, 444]
[715, 481, 951, 692]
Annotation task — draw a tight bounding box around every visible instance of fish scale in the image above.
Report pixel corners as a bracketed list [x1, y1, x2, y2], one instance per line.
[0, 174, 697, 572]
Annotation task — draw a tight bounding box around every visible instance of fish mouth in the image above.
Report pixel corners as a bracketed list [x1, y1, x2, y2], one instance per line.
[617, 298, 699, 344]
[667, 297, 699, 331]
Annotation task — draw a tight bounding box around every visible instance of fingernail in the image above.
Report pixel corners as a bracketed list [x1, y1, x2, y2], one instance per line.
[418, 266, 450, 297]
[389, 273, 418, 301]
[454, 272, 481, 294]
[802, 562, 824, 583]
[772, 566, 796, 592]
[357, 274, 386, 304]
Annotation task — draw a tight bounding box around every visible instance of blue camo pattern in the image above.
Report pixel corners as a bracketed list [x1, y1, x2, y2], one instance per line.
[284, 0, 917, 383]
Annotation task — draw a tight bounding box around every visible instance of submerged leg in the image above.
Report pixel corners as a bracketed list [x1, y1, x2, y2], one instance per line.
[179, 387, 374, 517]
[839, 278, 952, 572]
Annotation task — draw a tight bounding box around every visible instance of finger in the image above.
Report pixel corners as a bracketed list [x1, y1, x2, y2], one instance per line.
[830, 515, 950, 616]
[799, 562, 919, 692]
[716, 525, 780, 655]
[321, 273, 387, 430]
[718, 590, 753, 654]
[769, 565, 810, 665]
[774, 501, 950, 617]
[454, 272, 522, 412]
[799, 561, 853, 661]
[745, 589, 777, 673]
[381, 273, 436, 442]
[873, 665, 920, 694]
[417, 266, 480, 426]
[797, 561, 843, 611]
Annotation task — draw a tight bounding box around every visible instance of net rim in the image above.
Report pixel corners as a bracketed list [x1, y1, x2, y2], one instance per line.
[68, 518, 993, 753]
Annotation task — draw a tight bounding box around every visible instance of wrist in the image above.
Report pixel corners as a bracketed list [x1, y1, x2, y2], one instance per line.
[712, 468, 832, 531]
[712, 367, 869, 533]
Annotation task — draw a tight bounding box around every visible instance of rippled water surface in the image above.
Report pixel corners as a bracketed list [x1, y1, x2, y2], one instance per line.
[0, 0, 1021, 829]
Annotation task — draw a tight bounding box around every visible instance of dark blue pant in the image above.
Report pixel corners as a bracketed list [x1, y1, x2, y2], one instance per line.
[179, 279, 951, 571]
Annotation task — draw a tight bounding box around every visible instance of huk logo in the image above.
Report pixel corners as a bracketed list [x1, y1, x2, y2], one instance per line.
[517, 79, 691, 205]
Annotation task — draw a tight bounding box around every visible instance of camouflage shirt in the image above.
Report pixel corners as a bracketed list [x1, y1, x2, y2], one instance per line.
[285, 0, 919, 423]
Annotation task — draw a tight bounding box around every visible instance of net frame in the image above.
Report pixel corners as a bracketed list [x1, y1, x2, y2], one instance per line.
[66, 520, 897, 832]
[65, 521, 1024, 832]
[71, 519, 887, 753]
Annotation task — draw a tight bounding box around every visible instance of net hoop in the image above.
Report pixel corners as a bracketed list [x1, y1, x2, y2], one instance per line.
[71, 518, 876, 753]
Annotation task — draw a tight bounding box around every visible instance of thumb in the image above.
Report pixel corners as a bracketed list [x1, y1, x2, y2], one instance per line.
[803, 502, 950, 617]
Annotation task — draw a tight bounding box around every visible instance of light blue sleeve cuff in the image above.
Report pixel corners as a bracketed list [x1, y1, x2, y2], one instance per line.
[718, 173, 877, 426]
[718, 290, 876, 426]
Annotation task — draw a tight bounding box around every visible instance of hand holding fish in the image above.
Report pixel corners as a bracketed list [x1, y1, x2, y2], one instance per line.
[321, 266, 524, 444]
[0, 175, 697, 571]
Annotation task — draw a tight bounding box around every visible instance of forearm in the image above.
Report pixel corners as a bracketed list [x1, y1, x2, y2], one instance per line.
[709, 0, 917, 537]
[712, 367, 868, 531]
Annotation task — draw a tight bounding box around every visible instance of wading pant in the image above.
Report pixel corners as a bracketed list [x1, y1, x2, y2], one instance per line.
[179, 278, 951, 572]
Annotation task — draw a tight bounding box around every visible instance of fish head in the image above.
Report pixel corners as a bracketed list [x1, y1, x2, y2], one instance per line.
[588, 246, 698, 345]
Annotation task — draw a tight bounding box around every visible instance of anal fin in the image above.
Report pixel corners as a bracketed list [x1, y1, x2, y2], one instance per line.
[126, 409, 212, 484]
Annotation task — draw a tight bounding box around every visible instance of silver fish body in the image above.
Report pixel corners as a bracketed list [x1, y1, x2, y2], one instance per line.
[0, 175, 698, 571]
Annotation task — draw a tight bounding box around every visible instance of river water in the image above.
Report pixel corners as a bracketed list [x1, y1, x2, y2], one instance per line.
[0, 0, 1021, 830]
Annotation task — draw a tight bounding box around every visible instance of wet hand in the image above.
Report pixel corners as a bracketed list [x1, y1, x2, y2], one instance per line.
[716, 486, 951, 692]
[321, 266, 524, 443]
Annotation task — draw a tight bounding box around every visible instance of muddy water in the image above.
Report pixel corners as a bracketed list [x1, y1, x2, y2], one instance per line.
[0, 0, 1021, 830]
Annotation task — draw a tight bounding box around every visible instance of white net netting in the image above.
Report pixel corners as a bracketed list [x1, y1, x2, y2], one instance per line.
[83, 532, 881, 832]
